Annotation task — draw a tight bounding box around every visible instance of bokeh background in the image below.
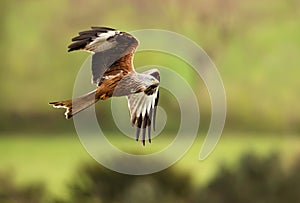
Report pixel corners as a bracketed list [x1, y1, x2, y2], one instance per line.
[1, 0, 300, 202]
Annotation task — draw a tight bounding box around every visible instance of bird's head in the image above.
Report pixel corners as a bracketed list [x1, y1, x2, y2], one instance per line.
[138, 73, 160, 96]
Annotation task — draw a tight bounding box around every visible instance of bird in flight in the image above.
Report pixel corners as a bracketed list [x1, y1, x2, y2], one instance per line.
[49, 27, 160, 145]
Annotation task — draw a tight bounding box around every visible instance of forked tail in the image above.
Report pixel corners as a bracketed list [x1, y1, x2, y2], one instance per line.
[49, 89, 99, 119]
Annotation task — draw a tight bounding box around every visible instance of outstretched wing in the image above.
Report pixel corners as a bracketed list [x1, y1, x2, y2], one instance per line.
[68, 27, 139, 85]
[126, 69, 160, 146]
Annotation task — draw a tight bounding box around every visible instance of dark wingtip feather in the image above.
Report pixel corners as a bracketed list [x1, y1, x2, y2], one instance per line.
[142, 118, 147, 146]
[147, 126, 151, 143]
[136, 116, 142, 141]
[136, 128, 141, 141]
[148, 109, 152, 142]
[91, 26, 116, 31]
[68, 39, 90, 52]
[68, 26, 116, 52]
[153, 107, 157, 131]
[153, 90, 159, 131]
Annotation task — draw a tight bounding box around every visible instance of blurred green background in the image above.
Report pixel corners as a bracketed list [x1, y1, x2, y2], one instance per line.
[1, 0, 300, 202]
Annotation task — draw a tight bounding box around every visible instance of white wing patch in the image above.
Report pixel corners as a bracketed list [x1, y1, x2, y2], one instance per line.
[127, 88, 159, 145]
[91, 30, 120, 45]
[103, 72, 122, 80]
[88, 31, 120, 53]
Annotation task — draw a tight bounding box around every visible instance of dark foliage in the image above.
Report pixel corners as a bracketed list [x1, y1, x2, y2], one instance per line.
[0, 171, 47, 203]
[66, 161, 193, 203]
[64, 153, 300, 203]
[2, 153, 300, 203]
[196, 153, 300, 203]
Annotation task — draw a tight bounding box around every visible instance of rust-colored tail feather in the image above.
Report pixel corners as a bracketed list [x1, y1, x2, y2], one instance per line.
[49, 90, 99, 119]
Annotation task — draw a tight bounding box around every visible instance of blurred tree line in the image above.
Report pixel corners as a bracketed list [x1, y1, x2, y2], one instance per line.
[0, 0, 299, 133]
[1, 152, 300, 203]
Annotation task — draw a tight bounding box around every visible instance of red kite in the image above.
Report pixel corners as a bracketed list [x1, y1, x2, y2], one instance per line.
[49, 27, 160, 145]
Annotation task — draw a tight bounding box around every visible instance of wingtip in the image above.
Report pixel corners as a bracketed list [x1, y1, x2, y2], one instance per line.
[91, 26, 116, 31]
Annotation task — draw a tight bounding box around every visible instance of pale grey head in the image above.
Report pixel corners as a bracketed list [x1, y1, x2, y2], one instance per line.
[113, 68, 160, 96]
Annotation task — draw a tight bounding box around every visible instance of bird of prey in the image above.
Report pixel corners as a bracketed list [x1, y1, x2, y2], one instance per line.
[49, 27, 160, 145]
